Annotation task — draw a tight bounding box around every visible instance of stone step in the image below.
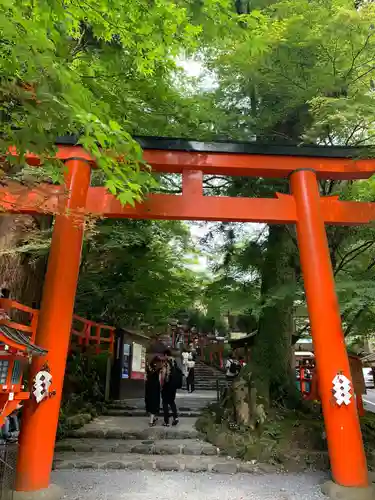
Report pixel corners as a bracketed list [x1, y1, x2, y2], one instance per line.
[56, 438, 218, 456]
[194, 380, 223, 383]
[191, 380, 223, 384]
[67, 418, 199, 441]
[194, 382, 224, 386]
[194, 388, 223, 390]
[194, 382, 222, 386]
[53, 451, 272, 474]
[188, 377, 225, 387]
[103, 409, 201, 418]
[194, 369, 225, 373]
[107, 403, 207, 411]
[194, 373, 223, 375]
[193, 386, 220, 390]
[193, 383, 223, 386]
[108, 400, 217, 411]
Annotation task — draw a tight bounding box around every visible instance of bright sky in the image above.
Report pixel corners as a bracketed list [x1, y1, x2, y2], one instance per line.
[177, 57, 217, 91]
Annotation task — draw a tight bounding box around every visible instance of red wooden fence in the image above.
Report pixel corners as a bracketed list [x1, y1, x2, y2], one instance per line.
[70, 314, 115, 354]
[0, 299, 115, 354]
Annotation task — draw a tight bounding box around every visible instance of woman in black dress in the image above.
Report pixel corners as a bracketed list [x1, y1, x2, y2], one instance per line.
[145, 356, 162, 426]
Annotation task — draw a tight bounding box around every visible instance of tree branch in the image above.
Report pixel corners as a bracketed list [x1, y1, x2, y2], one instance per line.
[344, 123, 363, 146]
[366, 258, 375, 273]
[352, 65, 375, 83]
[345, 32, 374, 80]
[334, 240, 374, 275]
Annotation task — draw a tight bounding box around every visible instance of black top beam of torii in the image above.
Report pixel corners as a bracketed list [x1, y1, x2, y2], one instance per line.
[56, 135, 374, 159]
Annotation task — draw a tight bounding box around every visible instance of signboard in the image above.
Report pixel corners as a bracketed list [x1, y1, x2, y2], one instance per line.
[121, 343, 130, 379]
[131, 342, 146, 380]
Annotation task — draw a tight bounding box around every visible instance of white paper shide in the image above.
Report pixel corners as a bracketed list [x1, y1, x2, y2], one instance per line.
[332, 374, 352, 406]
[33, 370, 52, 403]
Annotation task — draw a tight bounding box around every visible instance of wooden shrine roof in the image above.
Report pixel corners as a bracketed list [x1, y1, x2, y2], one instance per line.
[0, 324, 47, 355]
[56, 134, 375, 159]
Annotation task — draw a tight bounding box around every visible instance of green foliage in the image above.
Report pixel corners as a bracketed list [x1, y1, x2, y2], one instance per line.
[201, 0, 375, 144]
[0, 0, 240, 199]
[63, 351, 107, 405]
[181, 0, 375, 392]
[58, 351, 108, 438]
[75, 219, 203, 329]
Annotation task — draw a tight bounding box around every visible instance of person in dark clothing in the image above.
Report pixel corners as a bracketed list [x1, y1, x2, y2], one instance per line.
[161, 349, 181, 427]
[225, 351, 241, 383]
[145, 356, 162, 426]
[186, 355, 195, 393]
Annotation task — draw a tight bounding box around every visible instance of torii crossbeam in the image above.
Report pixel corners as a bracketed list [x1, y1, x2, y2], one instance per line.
[7, 136, 375, 499]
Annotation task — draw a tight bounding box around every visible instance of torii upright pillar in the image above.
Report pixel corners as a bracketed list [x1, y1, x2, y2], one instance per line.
[15, 157, 91, 496]
[290, 169, 369, 489]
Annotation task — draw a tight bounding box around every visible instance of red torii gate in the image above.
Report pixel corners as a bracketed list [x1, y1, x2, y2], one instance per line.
[2, 137, 375, 498]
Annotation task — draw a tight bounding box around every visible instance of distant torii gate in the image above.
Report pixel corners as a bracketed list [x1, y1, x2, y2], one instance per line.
[2, 137, 375, 497]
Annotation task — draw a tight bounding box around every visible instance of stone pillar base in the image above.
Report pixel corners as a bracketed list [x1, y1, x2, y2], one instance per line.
[322, 480, 375, 500]
[13, 484, 63, 500]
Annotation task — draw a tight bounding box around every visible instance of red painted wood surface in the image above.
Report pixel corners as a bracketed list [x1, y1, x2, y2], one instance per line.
[71, 315, 115, 354]
[0, 177, 374, 225]
[291, 169, 368, 488]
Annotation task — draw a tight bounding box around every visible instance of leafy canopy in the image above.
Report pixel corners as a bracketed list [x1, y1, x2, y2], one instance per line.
[75, 219, 203, 330]
[0, 0, 240, 201]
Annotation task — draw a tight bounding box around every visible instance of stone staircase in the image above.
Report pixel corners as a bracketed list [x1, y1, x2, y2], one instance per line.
[54, 418, 266, 474]
[103, 391, 214, 417]
[53, 393, 273, 475]
[193, 360, 226, 391]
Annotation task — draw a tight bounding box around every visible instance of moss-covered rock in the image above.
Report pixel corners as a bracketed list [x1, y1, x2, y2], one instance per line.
[66, 412, 92, 429]
[196, 402, 328, 470]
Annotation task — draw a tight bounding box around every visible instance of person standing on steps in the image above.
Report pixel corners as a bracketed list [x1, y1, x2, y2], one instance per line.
[161, 349, 182, 427]
[181, 348, 189, 389]
[189, 342, 197, 360]
[186, 353, 195, 393]
[225, 351, 241, 383]
[145, 356, 162, 427]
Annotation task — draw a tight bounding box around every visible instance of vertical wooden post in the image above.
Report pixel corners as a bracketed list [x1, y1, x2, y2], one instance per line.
[300, 367, 306, 395]
[357, 394, 365, 417]
[290, 169, 368, 488]
[16, 158, 91, 493]
[104, 355, 112, 402]
[95, 325, 101, 355]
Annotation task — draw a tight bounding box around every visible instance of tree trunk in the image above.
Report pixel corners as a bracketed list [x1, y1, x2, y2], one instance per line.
[0, 214, 52, 308]
[250, 225, 298, 407]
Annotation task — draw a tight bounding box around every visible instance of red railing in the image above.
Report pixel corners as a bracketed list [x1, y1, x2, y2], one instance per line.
[203, 346, 224, 368]
[70, 314, 115, 354]
[0, 298, 39, 343]
[0, 299, 115, 355]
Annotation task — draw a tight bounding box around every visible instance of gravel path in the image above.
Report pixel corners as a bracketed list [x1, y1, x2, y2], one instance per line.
[52, 470, 328, 500]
